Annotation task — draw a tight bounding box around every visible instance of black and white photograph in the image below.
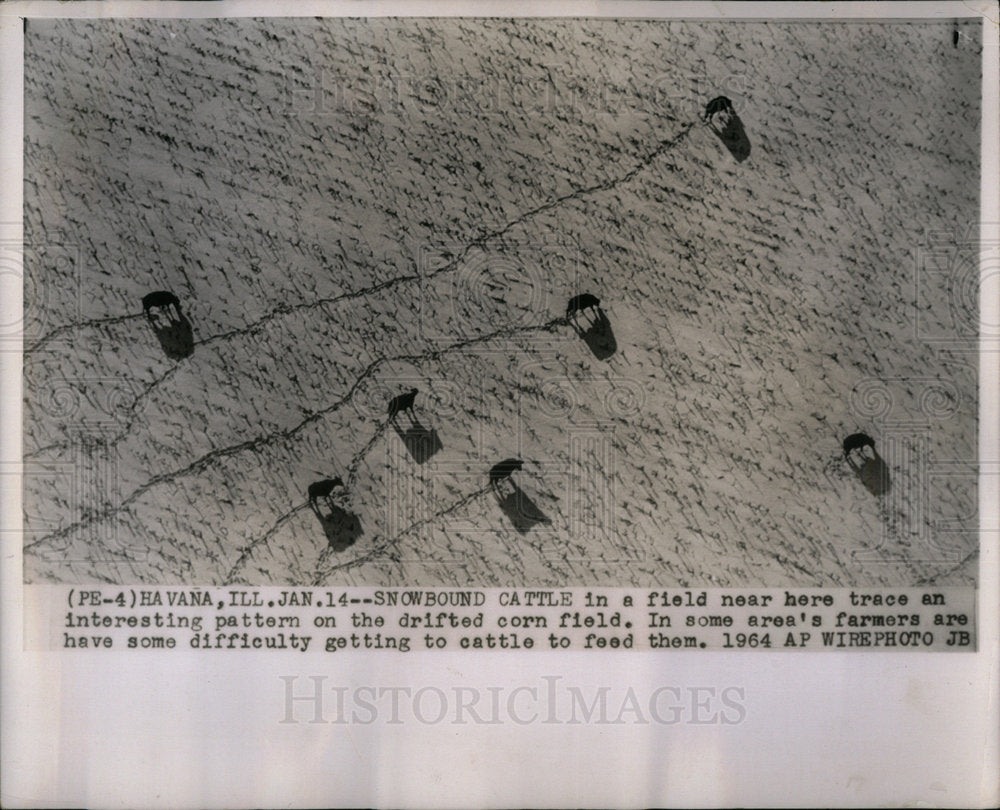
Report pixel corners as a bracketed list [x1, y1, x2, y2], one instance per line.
[3, 4, 999, 808]
[19, 14, 982, 589]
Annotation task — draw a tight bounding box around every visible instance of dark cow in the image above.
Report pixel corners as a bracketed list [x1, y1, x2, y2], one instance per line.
[567, 293, 601, 320]
[387, 388, 418, 421]
[842, 433, 876, 458]
[489, 458, 523, 487]
[142, 289, 194, 358]
[842, 432, 889, 496]
[703, 96, 734, 123]
[308, 477, 344, 510]
[142, 290, 181, 314]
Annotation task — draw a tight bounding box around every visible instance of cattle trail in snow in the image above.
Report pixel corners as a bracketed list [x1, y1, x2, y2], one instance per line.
[21, 18, 981, 588]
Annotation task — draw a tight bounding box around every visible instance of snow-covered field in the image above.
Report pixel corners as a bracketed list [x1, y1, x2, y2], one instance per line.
[21, 18, 981, 587]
